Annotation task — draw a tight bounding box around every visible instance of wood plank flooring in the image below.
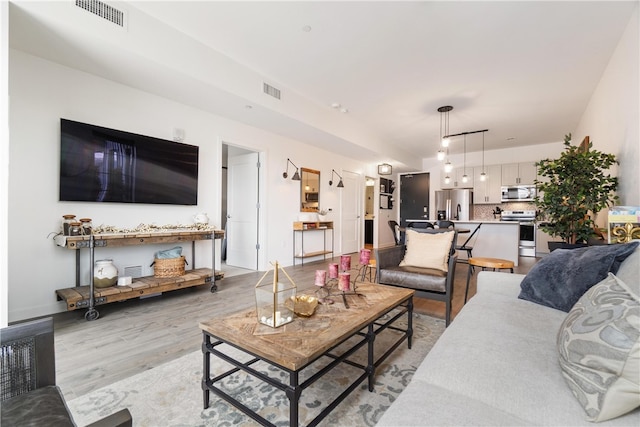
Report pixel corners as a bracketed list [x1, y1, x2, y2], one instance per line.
[51, 253, 537, 400]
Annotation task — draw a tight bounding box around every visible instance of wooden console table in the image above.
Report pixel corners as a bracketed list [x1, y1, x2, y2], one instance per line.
[293, 221, 334, 266]
[55, 229, 224, 321]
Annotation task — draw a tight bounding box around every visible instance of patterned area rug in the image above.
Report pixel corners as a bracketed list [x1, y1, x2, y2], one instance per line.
[68, 313, 444, 427]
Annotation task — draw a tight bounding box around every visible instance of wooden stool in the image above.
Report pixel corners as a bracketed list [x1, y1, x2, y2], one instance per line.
[465, 257, 515, 303]
[359, 259, 377, 282]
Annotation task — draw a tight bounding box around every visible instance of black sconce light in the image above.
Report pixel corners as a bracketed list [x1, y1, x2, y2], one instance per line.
[329, 169, 344, 188]
[283, 158, 301, 181]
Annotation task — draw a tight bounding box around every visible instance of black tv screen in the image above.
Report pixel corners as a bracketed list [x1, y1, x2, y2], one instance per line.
[59, 119, 198, 205]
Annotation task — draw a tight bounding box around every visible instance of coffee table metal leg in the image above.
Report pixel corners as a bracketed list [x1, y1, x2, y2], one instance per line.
[367, 323, 375, 392]
[202, 334, 211, 409]
[287, 371, 300, 427]
[407, 296, 414, 349]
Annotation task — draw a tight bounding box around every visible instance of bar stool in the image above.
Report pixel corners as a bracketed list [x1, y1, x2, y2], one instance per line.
[465, 257, 515, 303]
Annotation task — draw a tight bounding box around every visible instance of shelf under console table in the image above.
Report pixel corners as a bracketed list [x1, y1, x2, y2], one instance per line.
[54, 229, 224, 321]
[293, 221, 334, 266]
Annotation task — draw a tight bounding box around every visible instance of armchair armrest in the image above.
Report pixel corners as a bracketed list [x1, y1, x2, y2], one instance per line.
[86, 408, 133, 427]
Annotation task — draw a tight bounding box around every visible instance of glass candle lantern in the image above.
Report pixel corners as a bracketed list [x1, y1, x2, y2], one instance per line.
[255, 261, 296, 328]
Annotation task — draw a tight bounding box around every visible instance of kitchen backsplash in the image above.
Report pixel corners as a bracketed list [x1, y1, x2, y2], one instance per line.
[473, 202, 536, 221]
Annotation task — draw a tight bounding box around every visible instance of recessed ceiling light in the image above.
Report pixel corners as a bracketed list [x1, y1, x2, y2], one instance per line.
[302, 25, 312, 32]
[331, 102, 341, 109]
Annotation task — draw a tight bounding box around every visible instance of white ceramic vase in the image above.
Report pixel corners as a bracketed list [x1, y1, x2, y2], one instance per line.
[94, 259, 118, 288]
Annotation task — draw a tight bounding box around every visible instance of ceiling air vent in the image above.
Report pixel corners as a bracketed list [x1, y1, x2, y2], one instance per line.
[263, 82, 281, 100]
[75, 0, 126, 27]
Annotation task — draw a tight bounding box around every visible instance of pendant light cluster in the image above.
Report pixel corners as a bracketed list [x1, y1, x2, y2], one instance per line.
[436, 105, 489, 183]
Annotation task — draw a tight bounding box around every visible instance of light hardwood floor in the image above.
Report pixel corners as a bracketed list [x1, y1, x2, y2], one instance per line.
[51, 253, 537, 400]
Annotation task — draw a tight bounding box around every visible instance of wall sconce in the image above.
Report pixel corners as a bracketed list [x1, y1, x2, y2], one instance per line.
[329, 169, 344, 188]
[378, 163, 392, 175]
[283, 158, 301, 181]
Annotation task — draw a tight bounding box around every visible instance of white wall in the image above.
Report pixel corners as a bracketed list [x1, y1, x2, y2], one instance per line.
[8, 50, 368, 321]
[574, 5, 639, 206]
[1, 1, 9, 327]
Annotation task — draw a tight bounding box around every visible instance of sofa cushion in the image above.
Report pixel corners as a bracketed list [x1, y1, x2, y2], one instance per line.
[557, 273, 640, 422]
[518, 242, 639, 312]
[399, 229, 454, 272]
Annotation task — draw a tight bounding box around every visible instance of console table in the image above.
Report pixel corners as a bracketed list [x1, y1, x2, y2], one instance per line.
[54, 229, 224, 321]
[292, 221, 334, 266]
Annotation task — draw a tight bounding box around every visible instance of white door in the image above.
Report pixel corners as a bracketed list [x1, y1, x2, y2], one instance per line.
[226, 152, 259, 269]
[341, 171, 361, 254]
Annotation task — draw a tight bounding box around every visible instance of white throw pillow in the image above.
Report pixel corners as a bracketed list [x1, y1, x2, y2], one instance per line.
[557, 273, 640, 422]
[399, 230, 454, 272]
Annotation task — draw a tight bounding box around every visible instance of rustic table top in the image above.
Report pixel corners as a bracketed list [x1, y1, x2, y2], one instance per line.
[200, 281, 414, 371]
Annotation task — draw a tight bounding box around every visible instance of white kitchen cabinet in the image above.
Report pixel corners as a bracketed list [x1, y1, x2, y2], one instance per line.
[473, 165, 503, 204]
[501, 162, 537, 186]
[441, 167, 474, 189]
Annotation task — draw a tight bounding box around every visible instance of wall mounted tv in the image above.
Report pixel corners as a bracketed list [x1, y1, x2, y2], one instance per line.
[60, 119, 199, 205]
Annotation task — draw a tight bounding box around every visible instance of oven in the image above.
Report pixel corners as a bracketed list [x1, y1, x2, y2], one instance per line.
[501, 210, 537, 257]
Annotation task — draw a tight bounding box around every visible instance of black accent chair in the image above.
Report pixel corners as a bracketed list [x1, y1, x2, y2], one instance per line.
[456, 223, 482, 262]
[1, 318, 132, 427]
[407, 222, 434, 229]
[388, 220, 400, 245]
[375, 229, 458, 326]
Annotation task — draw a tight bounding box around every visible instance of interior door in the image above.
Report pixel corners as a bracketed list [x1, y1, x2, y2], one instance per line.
[341, 171, 361, 254]
[400, 173, 430, 226]
[226, 152, 259, 270]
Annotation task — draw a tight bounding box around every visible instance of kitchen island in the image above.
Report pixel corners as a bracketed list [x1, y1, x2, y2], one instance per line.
[453, 220, 520, 266]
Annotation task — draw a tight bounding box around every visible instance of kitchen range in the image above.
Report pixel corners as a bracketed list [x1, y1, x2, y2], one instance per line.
[500, 210, 536, 257]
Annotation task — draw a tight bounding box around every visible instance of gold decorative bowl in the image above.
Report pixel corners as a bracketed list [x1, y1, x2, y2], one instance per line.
[287, 295, 319, 317]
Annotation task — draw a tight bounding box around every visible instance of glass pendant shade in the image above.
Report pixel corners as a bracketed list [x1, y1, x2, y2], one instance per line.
[462, 174, 468, 183]
[480, 172, 487, 181]
[437, 150, 445, 161]
[444, 161, 453, 173]
[444, 176, 450, 184]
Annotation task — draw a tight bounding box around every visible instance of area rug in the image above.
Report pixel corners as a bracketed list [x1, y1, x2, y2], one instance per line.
[68, 313, 445, 427]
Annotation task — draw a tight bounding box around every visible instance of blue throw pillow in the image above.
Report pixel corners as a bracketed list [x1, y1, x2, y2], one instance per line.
[518, 241, 639, 312]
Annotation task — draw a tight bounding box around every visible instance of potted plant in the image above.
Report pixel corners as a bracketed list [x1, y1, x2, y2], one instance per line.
[535, 133, 618, 248]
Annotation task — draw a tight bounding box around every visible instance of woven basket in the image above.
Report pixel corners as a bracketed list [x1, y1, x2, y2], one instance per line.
[154, 256, 186, 278]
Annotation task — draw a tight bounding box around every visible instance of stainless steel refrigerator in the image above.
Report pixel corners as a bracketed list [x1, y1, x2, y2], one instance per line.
[435, 189, 474, 221]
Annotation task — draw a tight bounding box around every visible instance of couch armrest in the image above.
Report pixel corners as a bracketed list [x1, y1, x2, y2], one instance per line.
[85, 408, 132, 427]
[477, 271, 526, 298]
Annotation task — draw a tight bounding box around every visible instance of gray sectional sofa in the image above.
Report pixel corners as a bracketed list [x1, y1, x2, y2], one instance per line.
[377, 243, 640, 426]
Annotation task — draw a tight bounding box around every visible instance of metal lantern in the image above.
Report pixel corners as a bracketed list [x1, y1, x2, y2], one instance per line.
[255, 261, 296, 328]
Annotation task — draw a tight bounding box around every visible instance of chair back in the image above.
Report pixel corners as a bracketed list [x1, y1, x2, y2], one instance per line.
[1, 318, 55, 401]
[407, 221, 434, 229]
[388, 220, 400, 245]
[437, 220, 455, 229]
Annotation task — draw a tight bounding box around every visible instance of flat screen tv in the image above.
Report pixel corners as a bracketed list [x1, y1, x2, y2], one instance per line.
[59, 119, 199, 205]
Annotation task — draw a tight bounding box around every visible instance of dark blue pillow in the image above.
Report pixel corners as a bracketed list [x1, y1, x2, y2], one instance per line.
[518, 242, 639, 312]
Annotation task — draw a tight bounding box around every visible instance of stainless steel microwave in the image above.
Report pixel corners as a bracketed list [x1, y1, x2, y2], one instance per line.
[501, 185, 536, 202]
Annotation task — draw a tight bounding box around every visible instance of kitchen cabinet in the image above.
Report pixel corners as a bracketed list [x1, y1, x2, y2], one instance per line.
[473, 165, 502, 204]
[441, 167, 474, 189]
[501, 162, 537, 186]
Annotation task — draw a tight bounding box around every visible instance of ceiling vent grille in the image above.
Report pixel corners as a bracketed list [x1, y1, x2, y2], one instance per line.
[75, 0, 125, 27]
[263, 82, 281, 100]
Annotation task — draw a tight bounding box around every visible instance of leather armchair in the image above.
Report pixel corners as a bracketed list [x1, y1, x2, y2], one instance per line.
[375, 229, 458, 326]
[1, 317, 132, 427]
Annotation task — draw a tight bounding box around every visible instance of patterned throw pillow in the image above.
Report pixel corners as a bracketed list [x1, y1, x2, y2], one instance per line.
[557, 273, 640, 422]
[399, 230, 454, 272]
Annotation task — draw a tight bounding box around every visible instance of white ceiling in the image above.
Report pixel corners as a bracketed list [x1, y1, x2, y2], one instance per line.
[8, 1, 638, 171]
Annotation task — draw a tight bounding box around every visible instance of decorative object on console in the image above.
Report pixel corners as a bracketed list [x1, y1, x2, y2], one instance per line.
[282, 158, 301, 181]
[518, 241, 639, 312]
[193, 212, 209, 224]
[93, 259, 118, 288]
[535, 133, 618, 245]
[557, 272, 640, 422]
[329, 169, 344, 188]
[378, 163, 392, 175]
[255, 261, 296, 328]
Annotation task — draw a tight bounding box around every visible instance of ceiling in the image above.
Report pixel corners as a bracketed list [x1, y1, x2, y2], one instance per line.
[8, 1, 638, 171]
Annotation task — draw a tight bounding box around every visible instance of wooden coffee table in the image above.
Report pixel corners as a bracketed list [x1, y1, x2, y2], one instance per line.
[200, 281, 414, 427]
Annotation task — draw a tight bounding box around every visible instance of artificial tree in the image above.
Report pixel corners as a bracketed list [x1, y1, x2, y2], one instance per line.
[535, 133, 618, 245]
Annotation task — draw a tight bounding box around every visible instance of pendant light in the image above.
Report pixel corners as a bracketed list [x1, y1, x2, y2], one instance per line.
[480, 131, 487, 181]
[438, 106, 453, 163]
[461, 134, 469, 183]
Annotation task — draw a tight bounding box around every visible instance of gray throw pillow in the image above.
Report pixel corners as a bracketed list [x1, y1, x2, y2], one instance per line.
[518, 241, 639, 312]
[557, 273, 640, 422]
